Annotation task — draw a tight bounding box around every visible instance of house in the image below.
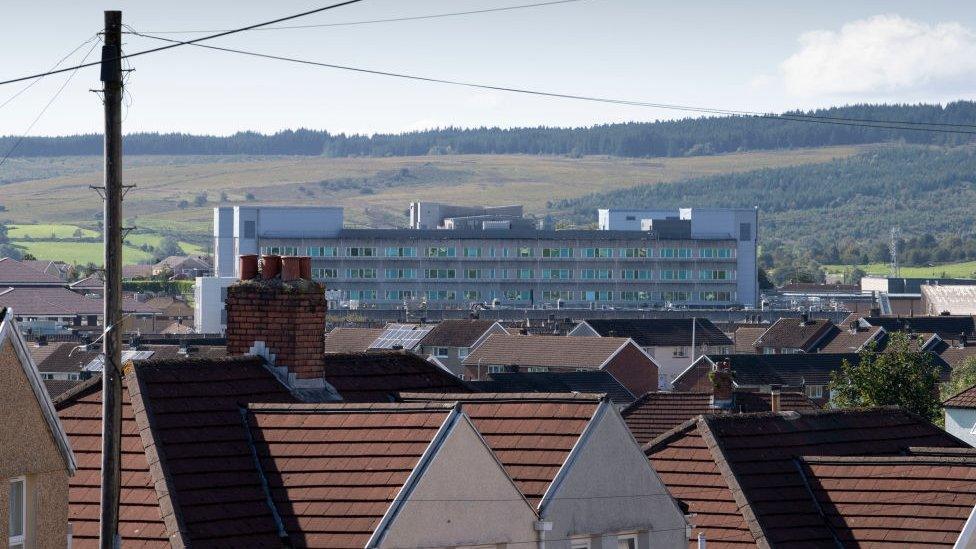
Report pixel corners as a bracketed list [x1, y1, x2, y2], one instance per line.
[320, 350, 475, 402]
[144, 295, 192, 321]
[944, 383, 976, 446]
[921, 284, 976, 315]
[462, 334, 661, 396]
[621, 375, 818, 445]
[0, 308, 76, 548]
[0, 257, 65, 287]
[732, 325, 767, 353]
[67, 274, 104, 297]
[472, 370, 637, 405]
[399, 392, 689, 548]
[861, 315, 976, 342]
[752, 314, 834, 354]
[153, 254, 212, 278]
[415, 318, 508, 377]
[121, 264, 152, 279]
[569, 318, 733, 387]
[645, 408, 971, 547]
[21, 259, 70, 281]
[0, 285, 160, 335]
[672, 353, 862, 405]
[323, 326, 385, 353]
[816, 321, 886, 353]
[367, 323, 434, 351]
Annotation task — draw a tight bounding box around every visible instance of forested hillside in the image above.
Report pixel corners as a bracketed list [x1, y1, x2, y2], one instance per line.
[4, 102, 976, 158]
[554, 145, 976, 274]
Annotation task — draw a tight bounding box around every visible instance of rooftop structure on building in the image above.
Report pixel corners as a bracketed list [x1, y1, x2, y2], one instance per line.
[920, 283, 976, 315]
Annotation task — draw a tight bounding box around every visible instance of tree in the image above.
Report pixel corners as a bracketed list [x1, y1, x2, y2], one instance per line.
[193, 193, 208, 207]
[829, 332, 942, 422]
[758, 268, 774, 290]
[941, 356, 976, 401]
[21, 253, 36, 261]
[155, 236, 185, 260]
[220, 191, 229, 202]
[177, 200, 189, 209]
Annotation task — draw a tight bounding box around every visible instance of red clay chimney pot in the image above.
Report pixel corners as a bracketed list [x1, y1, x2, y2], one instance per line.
[299, 256, 312, 280]
[281, 256, 301, 282]
[261, 255, 282, 279]
[239, 254, 258, 280]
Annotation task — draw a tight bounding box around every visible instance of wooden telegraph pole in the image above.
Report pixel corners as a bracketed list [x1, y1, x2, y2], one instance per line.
[99, 10, 124, 549]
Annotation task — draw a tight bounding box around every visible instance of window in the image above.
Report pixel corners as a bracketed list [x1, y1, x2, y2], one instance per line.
[583, 247, 612, 258]
[426, 290, 457, 300]
[673, 346, 687, 358]
[542, 247, 573, 258]
[385, 268, 416, 279]
[346, 268, 376, 279]
[661, 269, 691, 280]
[487, 365, 507, 374]
[463, 290, 481, 300]
[619, 291, 652, 301]
[763, 347, 776, 355]
[621, 269, 652, 280]
[312, 268, 337, 279]
[463, 247, 481, 258]
[434, 347, 449, 358]
[9, 478, 24, 549]
[617, 535, 638, 549]
[346, 247, 376, 257]
[458, 347, 470, 358]
[426, 246, 456, 257]
[542, 269, 571, 279]
[260, 246, 298, 256]
[527, 366, 549, 373]
[384, 246, 416, 257]
[504, 289, 531, 300]
[425, 269, 456, 279]
[543, 290, 573, 300]
[740, 222, 752, 241]
[465, 269, 481, 279]
[243, 220, 256, 238]
[386, 290, 415, 300]
[570, 539, 591, 549]
[517, 268, 534, 280]
[517, 247, 534, 258]
[580, 269, 612, 280]
[348, 290, 376, 300]
[700, 270, 732, 280]
[662, 291, 690, 302]
[701, 247, 734, 259]
[700, 291, 733, 302]
[584, 290, 612, 301]
[806, 385, 824, 399]
[660, 247, 693, 258]
[308, 246, 338, 257]
[620, 247, 650, 258]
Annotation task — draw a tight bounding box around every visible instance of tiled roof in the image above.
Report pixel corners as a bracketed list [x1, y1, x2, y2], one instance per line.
[144, 295, 190, 310]
[54, 378, 171, 547]
[43, 378, 82, 399]
[398, 393, 599, 507]
[22, 259, 66, 278]
[0, 257, 64, 285]
[122, 264, 153, 279]
[31, 341, 99, 373]
[245, 403, 454, 547]
[864, 315, 976, 340]
[701, 353, 861, 388]
[816, 325, 884, 353]
[944, 383, 976, 409]
[154, 255, 211, 270]
[732, 326, 766, 353]
[69, 275, 103, 290]
[322, 351, 474, 402]
[646, 408, 968, 548]
[322, 327, 385, 353]
[472, 371, 636, 404]
[621, 391, 818, 445]
[463, 334, 633, 369]
[754, 317, 833, 351]
[418, 319, 500, 347]
[937, 344, 976, 369]
[160, 321, 194, 334]
[581, 318, 733, 347]
[0, 286, 160, 316]
[798, 455, 976, 547]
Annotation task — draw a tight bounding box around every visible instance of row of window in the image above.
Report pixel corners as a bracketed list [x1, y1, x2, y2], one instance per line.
[344, 289, 735, 302]
[262, 245, 736, 259]
[313, 267, 735, 281]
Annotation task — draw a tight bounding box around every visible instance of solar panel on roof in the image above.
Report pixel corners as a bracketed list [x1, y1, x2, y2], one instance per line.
[369, 323, 434, 350]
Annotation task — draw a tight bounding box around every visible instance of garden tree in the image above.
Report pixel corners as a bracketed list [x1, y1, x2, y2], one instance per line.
[829, 332, 943, 422]
[154, 236, 185, 260]
[941, 356, 976, 401]
[21, 253, 36, 261]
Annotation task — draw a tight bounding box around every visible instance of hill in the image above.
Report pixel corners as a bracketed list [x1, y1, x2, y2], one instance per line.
[3, 102, 976, 159]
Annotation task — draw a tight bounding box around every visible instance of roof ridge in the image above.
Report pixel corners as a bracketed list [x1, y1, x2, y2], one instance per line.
[52, 373, 102, 409]
[800, 455, 976, 465]
[246, 402, 456, 413]
[942, 381, 976, 405]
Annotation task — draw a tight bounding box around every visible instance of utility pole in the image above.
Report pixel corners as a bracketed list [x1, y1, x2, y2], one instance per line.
[99, 10, 123, 549]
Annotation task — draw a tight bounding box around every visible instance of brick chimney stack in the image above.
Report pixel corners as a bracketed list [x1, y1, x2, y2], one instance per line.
[710, 359, 734, 409]
[225, 255, 326, 382]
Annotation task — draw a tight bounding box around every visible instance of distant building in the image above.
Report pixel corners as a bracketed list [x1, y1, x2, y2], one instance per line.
[920, 284, 976, 315]
[154, 255, 212, 278]
[415, 318, 508, 377]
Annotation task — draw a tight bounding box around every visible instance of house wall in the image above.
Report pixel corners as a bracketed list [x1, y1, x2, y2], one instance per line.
[603, 344, 659, 397]
[0, 340, 69, 549]
[945, 407, 976, 447]
[648, 344, 729, 390]
[380, 416, 538, 548]
[672, 359, 713, 393]
[417, 344, 466, 377]
[541, 407, 687, 549]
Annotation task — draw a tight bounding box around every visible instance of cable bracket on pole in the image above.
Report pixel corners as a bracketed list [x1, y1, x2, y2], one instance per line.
[89, 185, 106, 199]
[121, 184, 136, 200]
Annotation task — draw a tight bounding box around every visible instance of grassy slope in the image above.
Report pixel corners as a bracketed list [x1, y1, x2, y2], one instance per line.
[824, 261, 976, 278]
[0, 146, 863, 238]
[12, 241, 153, 265]
[8, 223, 98, 238]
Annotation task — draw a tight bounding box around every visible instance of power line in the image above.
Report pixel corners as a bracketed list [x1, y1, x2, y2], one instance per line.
[0, 0, 364, 88]
[129, 0, 590, 34]
[124, 29, 976, 136]
[0, 39, 101, 168]
[0, 34, 98, 112]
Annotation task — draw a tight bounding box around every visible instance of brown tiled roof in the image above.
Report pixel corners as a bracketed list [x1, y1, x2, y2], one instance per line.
[418, 319, 500, 347]
[322, 327, 384, 353]
[798, 455, 976, 547]
[0, 257, 64, 285]
[463, 334, 633, 369]
[323, 351, 473, 402]
[160, 321, 194, 335]
[580, 318, 733, 347]
[754, 317, 834, 351]
[937, 345, 976, 369]
[54, 377, 171, 547]
[122, 264, 153, 279]
[69, 274, 103, 290]
[398, 392, 600, 506]
[621, 391, 818, 445]
[43, 378, 83, 399]
[944, 383, 976, 409]
[646, 408, 968, 548]
[245, 403, 454, 547]
[31, 341, 98, 373]
[732, 326, 766, 353]
[815, 325, 884, 353]
[0, 286, 160, 316]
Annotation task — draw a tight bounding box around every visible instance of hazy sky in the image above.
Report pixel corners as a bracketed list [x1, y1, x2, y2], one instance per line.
[2, 0, 976, 136]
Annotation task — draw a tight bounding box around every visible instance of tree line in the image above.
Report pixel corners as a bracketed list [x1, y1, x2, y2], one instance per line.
[4, 102, 976, 158]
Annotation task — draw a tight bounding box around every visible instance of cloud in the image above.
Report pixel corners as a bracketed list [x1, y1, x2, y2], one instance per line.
[779, 15, 976, 98]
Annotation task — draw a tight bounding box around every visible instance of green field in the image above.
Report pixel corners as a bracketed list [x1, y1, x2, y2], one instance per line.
[12, 241, 153, 265]
[123, 233, 205, 255]
[825, 261, 976, 279]
[8, 223, 98, 239]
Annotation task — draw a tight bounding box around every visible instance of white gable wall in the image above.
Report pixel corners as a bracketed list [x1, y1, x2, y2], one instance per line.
[540, 404, 687, 548]
[945, 407, 976, 448]
[378, 414, 538, 548]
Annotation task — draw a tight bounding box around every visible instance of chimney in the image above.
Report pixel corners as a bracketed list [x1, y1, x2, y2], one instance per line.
[799, 313, 809, 326]
[225, 254, 327, 384]
[770, 385, 781, 413]
[239, 254, 258, 280]
[849, 320, 861, 333]
[960, 333, 968, 348]
[710, 359, 734, 409]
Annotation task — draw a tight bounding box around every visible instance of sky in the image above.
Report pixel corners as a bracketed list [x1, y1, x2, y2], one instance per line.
[2, 0, 976, 136]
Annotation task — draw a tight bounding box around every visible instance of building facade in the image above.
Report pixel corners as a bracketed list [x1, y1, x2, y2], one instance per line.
[207, 205, 756, 320]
